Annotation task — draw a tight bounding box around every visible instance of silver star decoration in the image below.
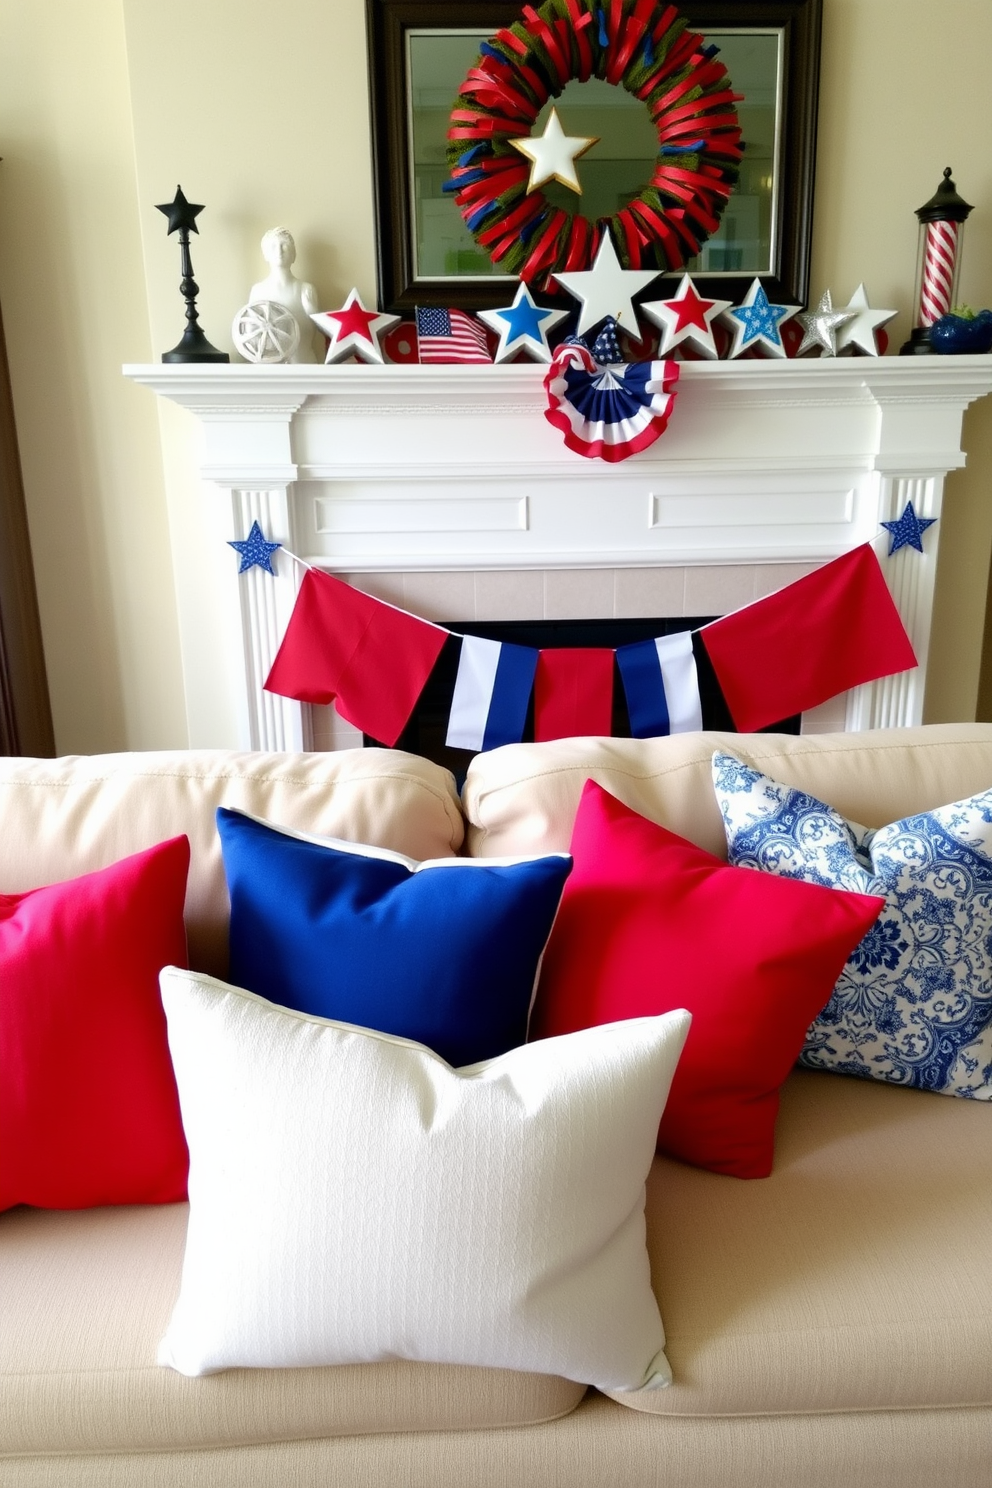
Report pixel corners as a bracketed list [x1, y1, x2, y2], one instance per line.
[796, 290, 857, 357]
[553, 235, 661, 338]
[835, 284, 898, 357]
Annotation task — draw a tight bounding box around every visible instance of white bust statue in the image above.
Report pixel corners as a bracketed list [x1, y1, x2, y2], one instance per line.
[248, 228, 319, 363]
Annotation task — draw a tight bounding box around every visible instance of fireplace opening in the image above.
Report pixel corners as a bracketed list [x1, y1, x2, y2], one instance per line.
[364, 616, 801, 776]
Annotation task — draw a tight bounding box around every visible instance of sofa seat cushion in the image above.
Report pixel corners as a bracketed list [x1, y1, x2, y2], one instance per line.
[0, 1203, 585, 1457]
[0, 749, 464, 979]
[611, 1069, 992, 1417]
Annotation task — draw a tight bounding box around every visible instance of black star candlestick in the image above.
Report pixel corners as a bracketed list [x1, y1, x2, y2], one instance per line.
[156, 185, 229, 363]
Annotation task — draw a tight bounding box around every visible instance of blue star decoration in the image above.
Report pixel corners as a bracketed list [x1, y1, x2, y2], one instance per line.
[881, 501, 937, 555]
[722, 278, 800, 359]
[228, 521, 281, 574]
[477, 282, 568, 364]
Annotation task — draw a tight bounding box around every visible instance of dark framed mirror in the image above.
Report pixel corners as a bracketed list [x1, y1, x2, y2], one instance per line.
[366, 0, 822, 314]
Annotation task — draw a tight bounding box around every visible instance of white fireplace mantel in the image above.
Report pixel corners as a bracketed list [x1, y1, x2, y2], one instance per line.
[125, 357, 992, 752]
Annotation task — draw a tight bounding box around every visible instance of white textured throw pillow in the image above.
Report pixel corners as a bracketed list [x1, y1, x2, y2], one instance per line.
[158, 968, 689, 1390]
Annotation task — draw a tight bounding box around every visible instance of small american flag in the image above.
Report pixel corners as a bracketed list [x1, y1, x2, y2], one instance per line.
[415, 307, 492, 364]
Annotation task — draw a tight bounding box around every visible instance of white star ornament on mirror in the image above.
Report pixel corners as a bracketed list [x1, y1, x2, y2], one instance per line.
[509, 107, 599, 195]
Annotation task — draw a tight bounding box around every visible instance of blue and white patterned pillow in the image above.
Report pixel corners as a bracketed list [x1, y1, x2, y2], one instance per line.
[711, 751, 992, 1099]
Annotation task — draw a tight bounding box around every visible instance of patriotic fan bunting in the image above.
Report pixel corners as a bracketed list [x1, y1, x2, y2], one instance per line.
[264, 545, 916, 753]
[544, 334, 680, 462]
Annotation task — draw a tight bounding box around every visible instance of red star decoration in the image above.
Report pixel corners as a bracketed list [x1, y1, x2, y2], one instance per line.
[326, 300, 380, 342]
[668, 282, 716, 334]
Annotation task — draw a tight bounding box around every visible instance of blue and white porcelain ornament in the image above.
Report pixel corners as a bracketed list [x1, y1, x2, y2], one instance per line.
[477, 282, 569, 363]
[721, 278, 800, 359]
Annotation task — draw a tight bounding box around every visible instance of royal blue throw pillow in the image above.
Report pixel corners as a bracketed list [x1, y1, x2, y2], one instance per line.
[216, 808, 572, 1068]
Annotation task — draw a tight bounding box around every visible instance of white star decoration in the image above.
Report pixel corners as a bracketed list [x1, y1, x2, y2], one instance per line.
[553, 235, 661, 338]
[721, 279, 801, 359]
[310, 289, 399, 364]
[510, 107, 599, 195]
[639, 273, 733, 359]
[796, 290, 857, 357]
[835, 284, 898, 357]
[477, 281, 569, 363]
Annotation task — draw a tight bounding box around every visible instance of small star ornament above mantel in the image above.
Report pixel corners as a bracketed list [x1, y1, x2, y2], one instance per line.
[509, 106, 599, 195]
[722, 279, 801, 359]
[835, 284, 898, 357]
[553, 235, 661, 338]
[639, 274, 733, 359]
[310, 290, 400, 364]
[477, 282, 569, 363]
[881, 501, 937, 555]
[228, 521, 282, 575]
[795, 290, 857, 357]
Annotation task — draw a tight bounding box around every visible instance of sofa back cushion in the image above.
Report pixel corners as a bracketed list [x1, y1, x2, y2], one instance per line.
[462, 725, 992, 860]
[0, 750, 463, 978]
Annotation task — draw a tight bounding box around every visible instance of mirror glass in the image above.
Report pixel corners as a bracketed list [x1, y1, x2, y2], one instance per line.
[407, 27, 782, 282]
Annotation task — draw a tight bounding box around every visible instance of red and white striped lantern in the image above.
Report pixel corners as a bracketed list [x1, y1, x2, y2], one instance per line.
[902, 168, 973, 354]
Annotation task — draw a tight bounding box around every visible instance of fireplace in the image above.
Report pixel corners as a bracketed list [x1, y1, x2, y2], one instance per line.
[125, 358, 992, 753]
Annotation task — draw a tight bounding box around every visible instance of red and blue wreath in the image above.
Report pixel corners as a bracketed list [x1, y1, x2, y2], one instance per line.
[445, 0, 744, 283]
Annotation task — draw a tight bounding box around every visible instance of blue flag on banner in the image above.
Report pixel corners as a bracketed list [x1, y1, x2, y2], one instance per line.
[616, 632, 703, 738]
[446, 635, 539, 752]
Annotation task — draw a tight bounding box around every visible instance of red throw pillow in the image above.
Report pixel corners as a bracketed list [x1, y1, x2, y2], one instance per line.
[530, 782, 883, 1178]
[0, 837, 191, 1210]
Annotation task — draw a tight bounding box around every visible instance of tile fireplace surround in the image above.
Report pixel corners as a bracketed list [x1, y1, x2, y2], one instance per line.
[126, 357, 992, 753]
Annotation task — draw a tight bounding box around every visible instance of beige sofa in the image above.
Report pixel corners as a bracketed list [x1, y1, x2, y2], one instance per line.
[2, 725, 992, 1488]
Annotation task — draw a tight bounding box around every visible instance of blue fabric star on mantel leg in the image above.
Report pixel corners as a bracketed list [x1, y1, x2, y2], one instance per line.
[881, 501, 937, 555]
[229, 521, 282, 574]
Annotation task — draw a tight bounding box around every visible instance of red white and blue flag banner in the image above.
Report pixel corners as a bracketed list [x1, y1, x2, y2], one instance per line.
[616, 631, 704, 738]
[263, 568, 448, 748]
[698, 544, 917, 732]
[264, 545, 916, 750]
[544, 341, 680, 463]
[534, 647, 615, 742]
[415, 307, 492, 364]
[445, 635, 539, 752]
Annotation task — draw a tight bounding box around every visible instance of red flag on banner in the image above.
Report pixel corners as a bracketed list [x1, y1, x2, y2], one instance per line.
[264, 569, 448, 746]
[534, 648, 614, 742]
[698, 544, 916, 732]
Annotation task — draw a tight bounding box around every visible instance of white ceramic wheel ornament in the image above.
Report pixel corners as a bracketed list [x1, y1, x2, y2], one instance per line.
[232, 301, 301, 364]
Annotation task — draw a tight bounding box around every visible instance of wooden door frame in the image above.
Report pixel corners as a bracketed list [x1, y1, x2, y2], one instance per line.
[0, 301, 54, 756]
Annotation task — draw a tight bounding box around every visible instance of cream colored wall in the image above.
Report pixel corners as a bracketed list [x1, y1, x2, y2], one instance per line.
[1, 0, 991, 750]
[0, 0, 186, 752]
